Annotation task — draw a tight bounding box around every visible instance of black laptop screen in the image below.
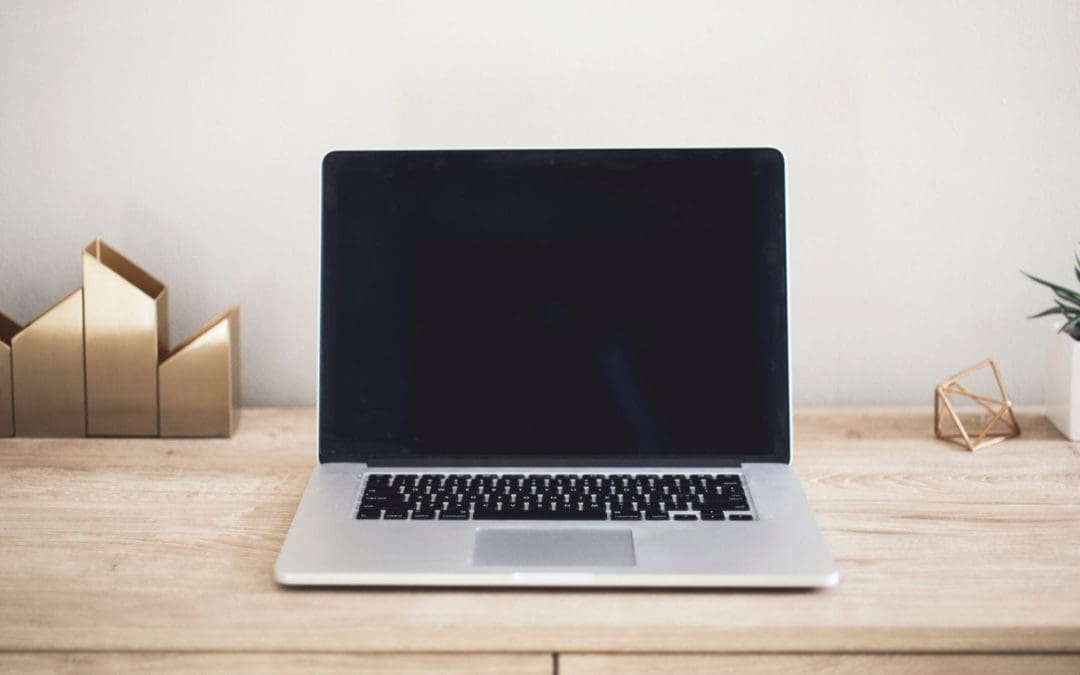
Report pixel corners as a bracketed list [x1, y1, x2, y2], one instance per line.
[319, 149, 789, 465]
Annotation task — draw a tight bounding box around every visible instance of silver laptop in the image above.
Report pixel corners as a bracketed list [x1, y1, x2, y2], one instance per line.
[275, 148, 837, 587]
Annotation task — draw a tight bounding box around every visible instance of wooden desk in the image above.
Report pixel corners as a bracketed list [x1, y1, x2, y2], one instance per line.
[1, 408, 1078, 674]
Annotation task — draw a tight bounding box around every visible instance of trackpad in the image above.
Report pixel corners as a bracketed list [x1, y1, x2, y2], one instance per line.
[473, 528, 636, 567]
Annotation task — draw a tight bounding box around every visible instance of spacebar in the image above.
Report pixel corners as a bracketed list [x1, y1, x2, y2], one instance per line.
[472, 509, 607, 520]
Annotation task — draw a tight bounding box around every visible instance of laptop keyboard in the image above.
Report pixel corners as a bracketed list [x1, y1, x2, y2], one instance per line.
[356, 473, 755, 521]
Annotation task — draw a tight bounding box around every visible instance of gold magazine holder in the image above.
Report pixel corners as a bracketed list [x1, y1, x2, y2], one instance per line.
[0, 239, 238, 438]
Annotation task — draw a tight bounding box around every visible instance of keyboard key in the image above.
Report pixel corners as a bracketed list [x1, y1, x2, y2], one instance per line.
[673, 514, 698, 521]
[438, 510, 468, 520]
[382, 509, 408, 519]
[474, 507, 607, 520]
[700, 510, 726, 520]
[411, 510, 435, 520]
[356, 508, 381, 519]
[729, 514, 754, 521]
[360, 494, 394, 505]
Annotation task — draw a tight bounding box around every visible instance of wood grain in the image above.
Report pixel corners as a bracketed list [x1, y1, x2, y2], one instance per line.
[559, 653, 1080, 675]
[0, 652, 552, 675]
[0, 407, 1078, 654]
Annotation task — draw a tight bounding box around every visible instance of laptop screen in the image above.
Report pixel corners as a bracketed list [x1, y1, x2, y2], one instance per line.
[319, 149, 789, 465]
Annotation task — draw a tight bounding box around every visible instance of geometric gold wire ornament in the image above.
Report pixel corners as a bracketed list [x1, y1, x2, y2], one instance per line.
[934, 358, 1020, 451]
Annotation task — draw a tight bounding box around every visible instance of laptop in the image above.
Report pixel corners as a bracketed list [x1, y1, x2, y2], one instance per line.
[275, 148, 838, 587]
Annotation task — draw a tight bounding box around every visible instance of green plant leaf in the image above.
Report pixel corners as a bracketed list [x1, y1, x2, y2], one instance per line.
[1051, 299, 1080, 317]
[1030, 306, 1066, 319]
[1061, 314, 1080, 334]
[1053, 288, 1080, 307]
[1074, 252, 1080, 285]
[1024, 271, 1080, 303]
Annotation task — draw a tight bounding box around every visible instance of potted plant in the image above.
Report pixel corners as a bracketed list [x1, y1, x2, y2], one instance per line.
[1024, 255, 1080, 440]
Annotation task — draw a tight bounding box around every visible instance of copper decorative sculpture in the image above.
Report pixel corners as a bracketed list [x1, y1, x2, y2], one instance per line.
[83, 239, 168, 436]
[934, 358, 1020, 451]
[0, 311, 18, 437]
[11, 290, 87, 437]
[159, 307, 240, 437]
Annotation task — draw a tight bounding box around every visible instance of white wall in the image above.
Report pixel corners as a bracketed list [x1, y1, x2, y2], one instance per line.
[1, 0, 1077, 406]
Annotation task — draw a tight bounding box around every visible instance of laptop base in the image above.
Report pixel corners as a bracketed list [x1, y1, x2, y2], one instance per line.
[275, 462, 838, 588]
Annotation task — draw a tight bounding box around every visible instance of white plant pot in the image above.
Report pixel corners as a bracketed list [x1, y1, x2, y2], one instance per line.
[1045, 324, 1080, 441]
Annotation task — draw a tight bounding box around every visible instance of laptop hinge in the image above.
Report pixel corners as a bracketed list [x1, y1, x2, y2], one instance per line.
[350, 462, 746, 470]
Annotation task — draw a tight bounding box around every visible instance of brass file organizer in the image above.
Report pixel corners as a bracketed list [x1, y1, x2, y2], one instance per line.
[84, 240, 168, 436]
[0, 240, 239, 438]
[12, 290, 86, 437]
[0, 312, 17, 437]
[159, 306, 240, 437]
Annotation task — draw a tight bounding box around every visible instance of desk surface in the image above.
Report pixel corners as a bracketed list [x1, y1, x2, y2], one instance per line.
[1, 408, 1078, 672]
